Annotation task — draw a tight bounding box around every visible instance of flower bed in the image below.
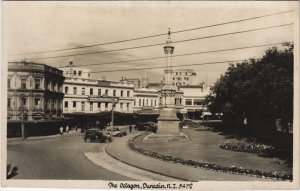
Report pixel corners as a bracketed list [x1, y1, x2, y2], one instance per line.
[128, 134, 292, 181]
[220, 139, 290, 155]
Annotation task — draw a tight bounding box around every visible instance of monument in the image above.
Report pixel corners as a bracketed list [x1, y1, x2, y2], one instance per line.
[143, 29, 190, 142]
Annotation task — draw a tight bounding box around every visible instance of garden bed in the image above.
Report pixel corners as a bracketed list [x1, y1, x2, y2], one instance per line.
[128, 134, 292, 181]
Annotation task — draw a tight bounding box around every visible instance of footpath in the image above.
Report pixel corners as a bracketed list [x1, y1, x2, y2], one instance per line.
[104, 133, 267, 181]
[7, 130, 81, 144]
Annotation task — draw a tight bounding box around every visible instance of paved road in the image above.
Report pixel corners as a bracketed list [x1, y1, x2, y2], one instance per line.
[7, 134, 133, 180]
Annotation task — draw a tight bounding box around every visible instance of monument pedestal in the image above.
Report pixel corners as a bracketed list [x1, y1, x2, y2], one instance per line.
[143, 108, 190, 143]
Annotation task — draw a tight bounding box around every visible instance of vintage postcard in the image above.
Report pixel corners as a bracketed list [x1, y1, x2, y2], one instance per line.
[1, 1, 299, 190]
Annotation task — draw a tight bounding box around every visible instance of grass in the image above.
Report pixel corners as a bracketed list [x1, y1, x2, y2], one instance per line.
[133, 129, 292, 175]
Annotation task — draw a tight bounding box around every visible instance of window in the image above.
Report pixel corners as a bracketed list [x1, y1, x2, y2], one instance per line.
[73, 87, 77, 94]
[90, 88, 93, 95]
[139, 99, 141, 106]
[134, 100, 136, 106]
[120, 90, 123, 97]
[146, 99, 148, 106]
[21, 97, 27, 107]
[98, 89, 101, 96]
[90, 102, 93, 111]
[154, 100, 156, 106]
[113, 90, 116, 96]
[34, 98, 41, 109]
[151, 99, 153, 106]
[79, 88, 84, 95]
[176, 72, 178, 75]
[185, 99, 192, 105]
[105, 89, 109, 95]
[127, 91, 130, 97]
[120, 103, 123, 110]
[186, 77, 189, 80]
[64, 101, 68, 108]
[178, 77, 182, 81]
[105, 103, 108, 108]
[127, 103, 129, 110]
[194, 99, 203, 105]
[78, 71, 82, 76]
[7, 98, 11, 108]
[185, 72, 187, 75]
[73, 101, 76, 108]
[7, 78, 10, 89]
[21, 79, 26, 89]
[143, 99, 145, 106]
[81, 102, 85, 111]
[65, 87, 69, 94]
[74, 70, 76, 75]
[98, 102, 101, 108]
[173, 77, 175, 80]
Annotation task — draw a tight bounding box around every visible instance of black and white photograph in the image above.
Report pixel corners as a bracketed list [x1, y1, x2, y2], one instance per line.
[1, 1, 299, 190]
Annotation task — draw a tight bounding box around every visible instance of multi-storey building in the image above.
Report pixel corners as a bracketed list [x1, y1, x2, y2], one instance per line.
[133, 88, 160, 113]
[179, 85, 210, 119]
[7, 61, 65, 121]
[7, 62, 65, 137]
[60, 63, 135, 126]
[163, 69, 198, 86]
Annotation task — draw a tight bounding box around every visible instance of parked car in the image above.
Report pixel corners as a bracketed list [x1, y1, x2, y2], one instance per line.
[113, 127, 127, 136]
[84, 129, 112, 143]
[106, 127, 124, 137]
[135, 122, 157, 133]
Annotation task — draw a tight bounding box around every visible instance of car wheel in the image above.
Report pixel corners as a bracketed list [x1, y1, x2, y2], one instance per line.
[86, 137, 91, 143]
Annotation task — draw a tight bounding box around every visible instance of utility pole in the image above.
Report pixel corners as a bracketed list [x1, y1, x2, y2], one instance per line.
[111, 99, 115, 128]
[20, 94, 26, 139]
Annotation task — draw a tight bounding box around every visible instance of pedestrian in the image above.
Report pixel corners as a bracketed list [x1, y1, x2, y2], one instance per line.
[66, 125, 69, 133]
[59, 126, 63, 135]
[129, 125, 132, 133]
[75, 125, 78, 131]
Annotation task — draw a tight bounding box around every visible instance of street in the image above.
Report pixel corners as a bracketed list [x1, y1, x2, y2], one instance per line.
[7, 133, 133, 180]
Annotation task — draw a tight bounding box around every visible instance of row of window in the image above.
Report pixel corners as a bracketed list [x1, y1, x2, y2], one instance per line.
[175, 72, 191, 76]
[7, 97, 61, 110]
[7, 78, 61, 91]
[172, 82, 189, 86]
[173, 77, 189, 81]
[64, 101, 130, 111]
[134, 98, 157, 107]
[65, 86, 131, 97]
[185, 99, 204, 106]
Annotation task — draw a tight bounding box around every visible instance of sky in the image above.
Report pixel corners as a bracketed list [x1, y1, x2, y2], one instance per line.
[3, 1, 297, 86]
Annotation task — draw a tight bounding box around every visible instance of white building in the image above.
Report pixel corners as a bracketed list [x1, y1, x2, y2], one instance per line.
[60, 63, 134, 115]
[179, 85, 210, 119]
[163, 69, 198, 86]
[133, 88, 160, 113]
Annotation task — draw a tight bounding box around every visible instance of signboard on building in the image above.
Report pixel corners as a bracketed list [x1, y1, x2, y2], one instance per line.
[97, 81, 110, 86]
[89, 96, 118, 103]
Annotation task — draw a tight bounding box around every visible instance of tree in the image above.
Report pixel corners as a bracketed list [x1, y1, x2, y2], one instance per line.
[205, 43, 293, 135]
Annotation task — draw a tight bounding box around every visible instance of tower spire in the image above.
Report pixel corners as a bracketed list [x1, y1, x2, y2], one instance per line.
[164, 28, 175, 86]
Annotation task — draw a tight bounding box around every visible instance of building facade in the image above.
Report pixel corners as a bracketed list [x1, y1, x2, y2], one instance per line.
[163, 69, 198, 86]
[133, 88, 160, 113]
[60, 64, 135, 115]
[179, 85, 210, 119]
[7, 62, 65, 121]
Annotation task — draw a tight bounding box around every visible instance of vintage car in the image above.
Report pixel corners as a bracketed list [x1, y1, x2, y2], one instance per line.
[106, 127, 126, 137]
[83, 129, 112, 143]
[134, 122, 157, 133]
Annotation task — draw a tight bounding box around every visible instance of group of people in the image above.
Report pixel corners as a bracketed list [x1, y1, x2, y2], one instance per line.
[59, 125, 78, 135]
